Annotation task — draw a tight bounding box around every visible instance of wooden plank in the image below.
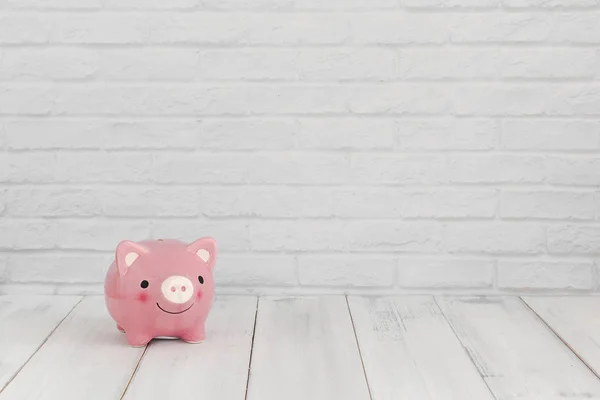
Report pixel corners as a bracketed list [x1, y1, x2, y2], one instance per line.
[348, 296, 494, 400]
[523, 296, 600, 378]
[0, 296, 145, 400]
[123, 296, 257, 399]
[437, 296, 600, 400]
[0, 295, 80, 393]
[246, 296, 370, 400]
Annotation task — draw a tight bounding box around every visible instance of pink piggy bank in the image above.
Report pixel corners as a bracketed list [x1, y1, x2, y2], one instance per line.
[104, 237, 217, 347]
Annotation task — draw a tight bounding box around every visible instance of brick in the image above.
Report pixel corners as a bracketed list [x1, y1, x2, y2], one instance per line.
[200, 0, 397, 10]
[446, 223, 546, 254]
[546, 157, 600, 186]
[345, 221, 444, 253]
[101, 187, 199, 217]
[215, 255, 297, 286]
[0, 220, 57, 249]
[447, 155, 545, 184]
[296, 118, 395, 150]
[397, 49, 498, 79]
[201, 187, 495, 219]
[502, 120, 600, 150]
[200, 187, 404, 219]
[0, 0, 100, 8]
[548, 225, 600, 254]
[199, 119, 297, 150]
[396, 118, 498, 150]
[453, 85, 600, 116]
[199, 0, 294, 10]
[545, 85, 600, 116]
[402, 0, 499, 7]
[152, 220, 251, 252]
[294, 0, 397, 9]
[453, 85, 548, 116]
[250, 221, 350, 252]
[104, 0, 196, 9]
[450, 13, 552, 43]
[0, 84, 493, 116]
[249, 154, 352, 184]
[3, 120, 199, 150]
[99, 49, 198, 81]
[0, 121, 5, 149]
[0, 14, 51, 44]
[500, 191, 595, 220]
[200, 187, 306, 218]
[0, 153, 58, 183]
[503, 0, 599, 7]
[0, 85, 351, 116]
[0, 13, 147, 44]
[57, 152, 153, 183]
[298, 255, 395, 287]
[5, 187, 103, 217]
[145, 13, 349, 45]
[6, 253, 111, 284]
[154, 153, 349, 184]
[196, 49, 396, 81]
[0, 13, 342, 45]
[250, 221, 442, 252]
[498, 261, 594, 290]
[349, 155, 447, 185]
[348, 84, 452, 115]
[549, 12, 600, 44]
[500, 49, 597, 78]
[397, 259, 494, 288]
[0, 48, 97, 80]
[402, 190, 497, 219]
[349, 13, 450, 44]
[0, 255, 6, 281]
[52, 220, 152, 251]
[0, 188, 7, 215]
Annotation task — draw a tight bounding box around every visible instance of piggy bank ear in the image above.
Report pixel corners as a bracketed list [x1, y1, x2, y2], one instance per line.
[187, 237, 217, 270]
[115, 240, 148, 277]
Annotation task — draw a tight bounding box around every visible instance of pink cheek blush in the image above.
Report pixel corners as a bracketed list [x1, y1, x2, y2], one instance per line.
[197, 291, 203, 299]
[137, 292, 149, 302]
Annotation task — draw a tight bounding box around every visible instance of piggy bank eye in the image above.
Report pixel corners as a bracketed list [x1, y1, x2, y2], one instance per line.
[140, 280, 149, 289]
[198, 276, 204, 284]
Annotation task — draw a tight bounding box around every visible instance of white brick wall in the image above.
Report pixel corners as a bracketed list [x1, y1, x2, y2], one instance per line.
[0, 2, 599, 295]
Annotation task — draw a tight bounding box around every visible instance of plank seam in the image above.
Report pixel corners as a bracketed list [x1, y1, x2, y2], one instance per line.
[432, 296, 499, 400]
[0, 295, 84, 394]
[519, 296, 600, 382]
[119, 342, 150, 399]
[345, 295, 373, 400]
[244, 296, 260, 400]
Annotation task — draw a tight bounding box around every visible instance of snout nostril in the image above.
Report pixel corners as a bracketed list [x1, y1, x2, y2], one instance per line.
[161, 276, 194, 304]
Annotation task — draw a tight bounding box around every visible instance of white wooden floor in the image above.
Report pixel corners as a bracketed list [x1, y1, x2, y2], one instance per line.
[1, 296, 600, 400]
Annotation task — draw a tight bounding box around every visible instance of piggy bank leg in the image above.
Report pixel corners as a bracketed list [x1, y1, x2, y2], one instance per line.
[125, 331, 153, 347]
[116, 324, 125, 333]
[181, 324, 205, 344]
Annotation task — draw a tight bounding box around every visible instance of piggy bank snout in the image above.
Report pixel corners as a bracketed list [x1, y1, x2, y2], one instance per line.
[160, 275, 194, 304]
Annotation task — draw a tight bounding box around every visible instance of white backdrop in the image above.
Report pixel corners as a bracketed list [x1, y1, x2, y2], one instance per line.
[0, 0, 599, 295]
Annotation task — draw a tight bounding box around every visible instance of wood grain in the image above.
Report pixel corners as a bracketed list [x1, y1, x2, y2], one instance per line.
[348, 295, 494, 400]
[0, 295, 80, 393]
[437, 296, 600, 400]
[0, 296, 145, 400]
[523, 296, 600, 378]
[123, 296, 257, 399]
[246, 296, 371, 400]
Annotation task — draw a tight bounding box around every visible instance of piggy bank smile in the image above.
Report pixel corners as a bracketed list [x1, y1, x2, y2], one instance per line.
[156, 302, 195, 315]
[104, 238, 217, 347]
